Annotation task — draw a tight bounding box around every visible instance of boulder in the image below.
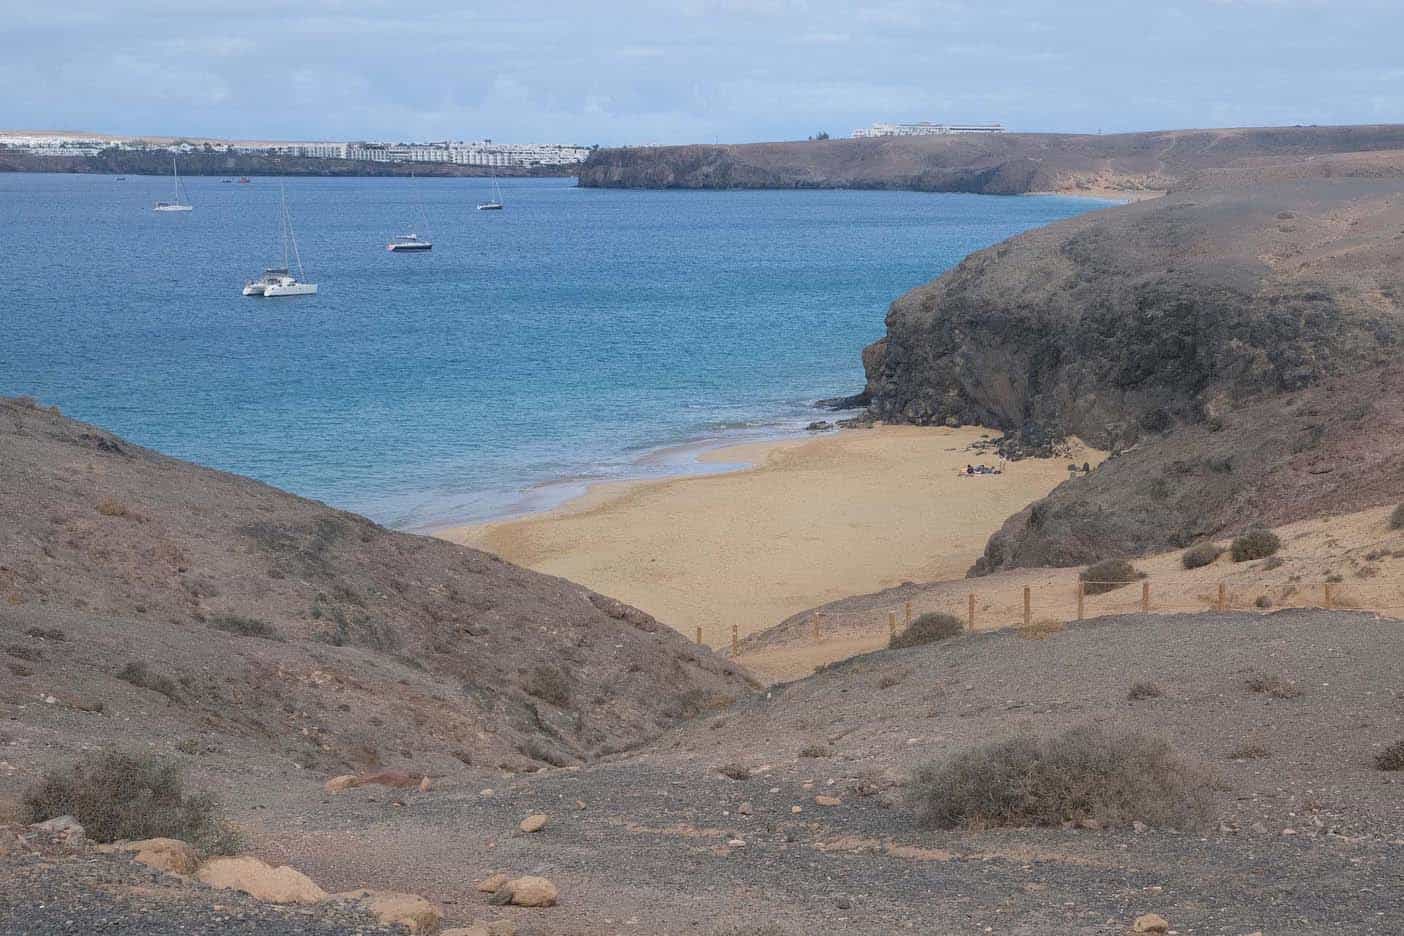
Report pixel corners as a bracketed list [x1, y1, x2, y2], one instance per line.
[332, 888, 442, 934]
[196, 856, 327, 904]
[518, 813, 548, 833]
[492, 876, 558, 908]
[31, 815, 85, 846]
[814, 795, 842, 807]
[126, 837, 199, 876]
[1131, 913, 1170, 933]
[475, 872, 510, 893]
[324, 774, 359, 793]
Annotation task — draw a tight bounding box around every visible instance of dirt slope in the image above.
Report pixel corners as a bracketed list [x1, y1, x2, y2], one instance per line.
[0, 396, 754, 780]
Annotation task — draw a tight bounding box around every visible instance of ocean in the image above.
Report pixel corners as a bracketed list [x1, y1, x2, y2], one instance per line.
[0, 173, 1101, 529]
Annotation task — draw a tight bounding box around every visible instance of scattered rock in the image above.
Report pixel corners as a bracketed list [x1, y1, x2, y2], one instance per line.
[324, 774, 358, 794]
[332, 888, 442, 934]
[419, 776, 433, 793]
[791, 805, 803, 814]
[126, 837, 199, 876]
[491, 876, 558, 908]
[196, 856, 328, 904]
[1131, 913, 1170, 933]
[518, 813, 548, 833]
[814, 795, 842, 807]
[476, 872, 510, 893]
[737, 802, 753, 816]
[806, 420, 833, 432]
[31, 815, 85, 846]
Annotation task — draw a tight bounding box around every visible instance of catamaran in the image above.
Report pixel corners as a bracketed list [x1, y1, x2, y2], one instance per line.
[477, 165, 505, 211]
[388, 173, 433, 251]
[153, 158, 193, 212]
[243, 187, 317, 297]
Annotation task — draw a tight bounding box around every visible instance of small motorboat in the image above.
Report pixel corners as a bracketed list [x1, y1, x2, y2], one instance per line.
[387, 233, 432, 252]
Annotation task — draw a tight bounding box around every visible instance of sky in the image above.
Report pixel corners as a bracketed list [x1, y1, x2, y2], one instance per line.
[3, 0, 1402, 146]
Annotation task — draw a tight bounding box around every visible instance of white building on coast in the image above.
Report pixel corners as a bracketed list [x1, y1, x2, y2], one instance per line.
[852, 122, 1005, 138]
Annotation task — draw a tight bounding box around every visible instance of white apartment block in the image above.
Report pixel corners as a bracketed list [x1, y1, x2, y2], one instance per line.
[347, 140, 591, 168]
[852, 122, 1005, 138]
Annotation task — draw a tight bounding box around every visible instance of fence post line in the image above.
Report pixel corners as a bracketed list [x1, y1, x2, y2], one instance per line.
[968, 592, 976, 632]
[888, 610, 897, 639]
[731, 623, 738, 656]
[905, 601, 912, 627]
[696, 625, 703, 646]
[812, 614, 821, 642]
[1076, 580, 1085, 621]
[1022, 585, 1032, 628]
[1217, 582, 1227, 612]
[1141, 580, 1151, 613]
[1324, 582, 1334, 610]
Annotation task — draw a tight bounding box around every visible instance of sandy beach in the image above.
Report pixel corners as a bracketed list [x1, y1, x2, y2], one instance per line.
[438, 425, 1101, 647]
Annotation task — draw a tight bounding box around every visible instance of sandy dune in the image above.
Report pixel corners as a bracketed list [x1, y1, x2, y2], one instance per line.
[439, 426, 1100, 647]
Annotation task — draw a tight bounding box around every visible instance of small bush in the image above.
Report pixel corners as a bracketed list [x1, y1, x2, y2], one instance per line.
[798, 744, 833, 759]
[889, 612, 964, 649]
[523, 664, 571, 707]
[1017, 618, 1064, 640]
[1390, 504, 1404, 531]
[1231, 529, 1281, 562]
[718, 763, 751, 781]
[1245, 674, 1300, 699]
[1181, 542, 1222, 570]
[1254, 595, 1273, 609]
[908, 725, 1213, 831]
[1375, 740, 1404, 771]
[1079, 559, 1142, 595]
[116, 661, 178, 700]
[22, 750, 238, 853]
[5, 644, 43, 662]
[876, 669, 907, 689]
[1262, 556, 1285, 571]
[24, 627, 66, 642]
[1127, 681, 1163, 701]
[1226, 743, 1270, 760]
[96, 498, 131, 518]
[209, 614, 282, 641]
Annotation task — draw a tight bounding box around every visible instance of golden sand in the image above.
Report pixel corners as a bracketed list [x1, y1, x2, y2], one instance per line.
[437, 426, 1101, 648]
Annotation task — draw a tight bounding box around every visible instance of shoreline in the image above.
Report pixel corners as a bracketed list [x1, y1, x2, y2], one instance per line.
[437, 425, 1102, 646]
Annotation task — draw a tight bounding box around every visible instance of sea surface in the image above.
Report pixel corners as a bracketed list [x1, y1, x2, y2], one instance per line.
[0, 173, 1102, 529]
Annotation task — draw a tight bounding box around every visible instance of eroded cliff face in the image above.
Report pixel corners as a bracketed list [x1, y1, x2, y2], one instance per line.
[864, 180, 1404, 451]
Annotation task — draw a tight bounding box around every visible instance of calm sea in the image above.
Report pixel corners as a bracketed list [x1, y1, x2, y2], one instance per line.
[0, 173, 1101, 529]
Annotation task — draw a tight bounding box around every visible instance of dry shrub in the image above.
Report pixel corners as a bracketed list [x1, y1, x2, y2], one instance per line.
[876, 668, 908, 689]
[798, 744, 833, 759]
[1254, 595, 1273, 609]
[1245, 674, 1301, 699]
[1390, 504, 1404, 531]
[1079, 559, 1142, 595]
[22, 750, 239, 853]
[209, 614, 282, 641]
[24, 627, 66, 642]
[1231, 529, 1281, 562]
[889, 612, 964, 649]
[908, 725, 1213, 832]
[1127, 681, 1163, 701]
[1226, 743, 1271, 760]
[116, 661, 178, 700]
[5, 644, 43, 662]
[1181, 542, 1223, 570]
[95, 498, 131, 518]
[523, 664, 571, 707]
[1018, 618, 1064, 640]
[1375, 740, 1404, 771]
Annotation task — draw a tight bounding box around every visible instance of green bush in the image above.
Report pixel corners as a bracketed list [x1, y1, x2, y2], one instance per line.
[908, 726, 1213, 832]
[1390, 504, 1404, 531]
[1375, 740, 1404, 771]
[889, 612, 964, 649]
[524, 664, 571, 707]
[209, 614, 282, 641]
[1079, 559, 1142, 595]
[1181, 542, 1222, 570]
[22, 750, 238, 853]
[1231, 529, 1281, 562]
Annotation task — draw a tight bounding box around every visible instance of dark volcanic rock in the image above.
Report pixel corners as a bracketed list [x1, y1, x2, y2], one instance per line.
[865, 180, 1404, 451]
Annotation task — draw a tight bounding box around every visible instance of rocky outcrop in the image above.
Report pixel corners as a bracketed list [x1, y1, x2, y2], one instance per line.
[196, 856, 328, 904]
[864, 180, 1404, 451]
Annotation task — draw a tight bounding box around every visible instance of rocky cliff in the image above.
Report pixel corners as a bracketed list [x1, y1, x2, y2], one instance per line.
[579, 124, 1404, 195]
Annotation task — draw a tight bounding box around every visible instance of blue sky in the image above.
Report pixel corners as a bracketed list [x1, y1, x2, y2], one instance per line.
[3, 1, 1401, 145]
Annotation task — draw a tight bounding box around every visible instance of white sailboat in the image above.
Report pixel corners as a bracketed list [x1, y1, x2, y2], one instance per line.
[153, 158, 193, 212]
[243, 187, 317, 297]
[477, 165, 504, 211]
[388, 172, 433, 251]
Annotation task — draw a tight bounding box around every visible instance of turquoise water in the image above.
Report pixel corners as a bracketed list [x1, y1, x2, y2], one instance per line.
[0, 174, 1101, 528]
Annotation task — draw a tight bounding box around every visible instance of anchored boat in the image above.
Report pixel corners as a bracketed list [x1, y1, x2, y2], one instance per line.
[243, 187, 317, 297]
[153, 158, 193, 212]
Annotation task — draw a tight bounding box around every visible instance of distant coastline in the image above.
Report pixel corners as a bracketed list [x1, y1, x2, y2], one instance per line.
[0, 149, 577, 178]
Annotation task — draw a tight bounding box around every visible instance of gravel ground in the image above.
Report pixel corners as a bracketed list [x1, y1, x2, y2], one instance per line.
[237, 611, 1404, 934]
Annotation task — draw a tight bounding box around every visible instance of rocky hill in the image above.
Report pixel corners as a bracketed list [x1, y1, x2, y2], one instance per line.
[578, 124, 1404, 195]
[0, 397, 754, 780]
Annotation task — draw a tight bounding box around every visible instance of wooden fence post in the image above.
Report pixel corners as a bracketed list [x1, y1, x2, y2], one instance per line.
[812, 614, 821, 642]
[696, 625, 703, 646]
[1324, 583, 1334, 610]
[905, 601, 912, 627]
[888, 610, 896, 639]
[731, 624, 738, 656]
[967, 593, 976, 631]
[1022, 585, 1032, 628]
[1076, 581, 1085, 621]
[1141, 580, 1151, 613]
[1217, 582, 1227, 612]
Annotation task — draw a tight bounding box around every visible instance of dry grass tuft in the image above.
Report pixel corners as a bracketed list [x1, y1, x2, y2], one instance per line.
[1181, 542, 1223, 570]
[116, 661, 179, 700]
[22, 750, 239, 853]
[889, 612, 964, 649]
[1245, 674, 1301, 699]
[718, 763, 751, 781]
[1375, 740, 1404, 771]
[95, 498, 137, 520]
[1390, 504, 1404, 531]
[1127, 681, 1163, 701]
[523, 664, 571, 707]
[1231, 529, 1281, 562]
[798, 744, 833, 759]
[1226, 743, 1271, 760]
[1017, 618, 1065, 640]
[209, 614, 282, 641]
[909, 725, 1213, 832]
